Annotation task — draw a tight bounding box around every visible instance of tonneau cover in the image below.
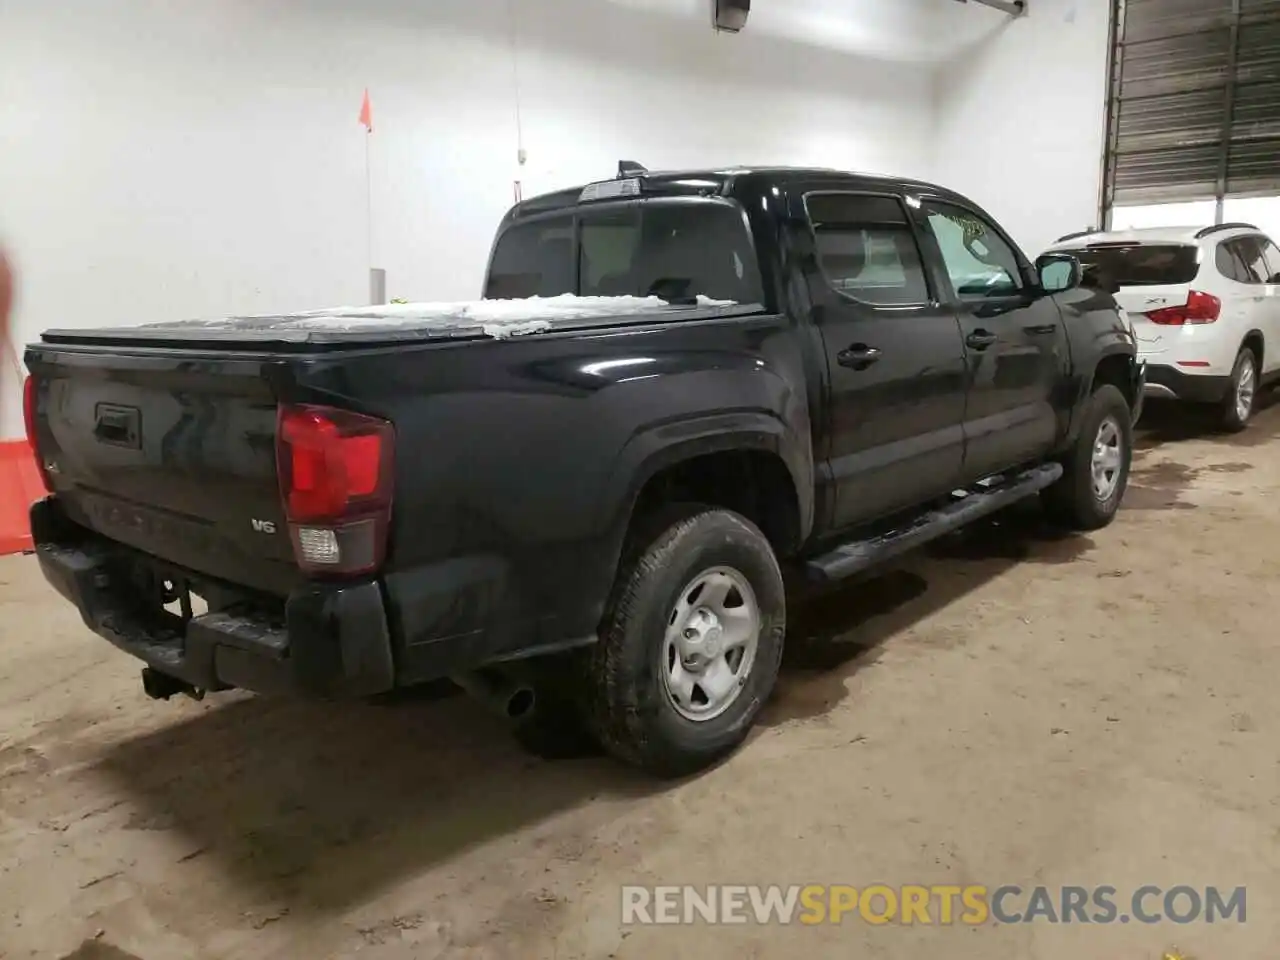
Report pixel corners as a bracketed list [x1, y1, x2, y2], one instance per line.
[39, 294, 749, 351]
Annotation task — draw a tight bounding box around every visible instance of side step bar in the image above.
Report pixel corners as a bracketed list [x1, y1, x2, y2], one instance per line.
[805, 462, 1064, 583]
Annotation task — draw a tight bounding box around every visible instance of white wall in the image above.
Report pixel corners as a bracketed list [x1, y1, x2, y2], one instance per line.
[0, 0, 1113, 440]
[0, 0, 946, 438]
[931, 0, 1111, 260]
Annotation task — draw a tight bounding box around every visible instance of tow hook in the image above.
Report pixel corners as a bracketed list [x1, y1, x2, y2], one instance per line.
[140, 666, 205, 702]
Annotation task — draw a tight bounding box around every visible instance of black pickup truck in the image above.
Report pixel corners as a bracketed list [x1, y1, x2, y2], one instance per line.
[24, 165, 1142, 777]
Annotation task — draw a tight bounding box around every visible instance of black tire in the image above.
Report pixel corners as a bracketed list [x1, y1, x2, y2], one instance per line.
[1041, 383, 1133, 531]
[1218, 345, 1258, 433]
[583, 507, 785, 778]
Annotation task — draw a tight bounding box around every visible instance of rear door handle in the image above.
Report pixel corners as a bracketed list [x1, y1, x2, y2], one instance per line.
[965, 329, 998, 350]
[836, 344, 882, 370]
[1023, 323, 1058, 335]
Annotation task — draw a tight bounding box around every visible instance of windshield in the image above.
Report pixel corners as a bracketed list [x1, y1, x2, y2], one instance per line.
[1055, 243, 1200, 287]
[484, 200, 763, 304]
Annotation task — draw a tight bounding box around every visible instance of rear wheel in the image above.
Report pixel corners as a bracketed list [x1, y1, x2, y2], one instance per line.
[1042, 383, 1133, 531]
[583, 508, 785, 778]
[1218, 346, 1257, 433]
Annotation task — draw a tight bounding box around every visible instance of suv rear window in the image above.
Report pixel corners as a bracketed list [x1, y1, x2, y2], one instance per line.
[1056, 243, 1200, 287]
[484, 200, 762, 304]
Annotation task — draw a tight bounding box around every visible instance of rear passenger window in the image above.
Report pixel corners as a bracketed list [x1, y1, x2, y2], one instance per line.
[805, 194, 930, 306]
[1231, 237, 1269, 284]
[1216, 241, 1251, 283]
[1258, 237, 1280, 283]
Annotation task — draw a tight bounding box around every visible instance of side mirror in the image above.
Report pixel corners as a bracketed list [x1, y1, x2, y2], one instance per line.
[1036, 253, 1082, 293]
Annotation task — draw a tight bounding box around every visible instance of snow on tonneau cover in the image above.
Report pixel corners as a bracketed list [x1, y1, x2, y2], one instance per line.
[73, 294, 743, 346]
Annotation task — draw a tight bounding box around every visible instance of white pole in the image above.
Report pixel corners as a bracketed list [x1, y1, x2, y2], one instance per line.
[366, 131, 377, 303]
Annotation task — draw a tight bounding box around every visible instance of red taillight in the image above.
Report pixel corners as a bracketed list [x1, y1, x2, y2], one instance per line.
[23, 375, 53, 493]
[1144, 290, 1221, 326]
[276, 404, 394, 577]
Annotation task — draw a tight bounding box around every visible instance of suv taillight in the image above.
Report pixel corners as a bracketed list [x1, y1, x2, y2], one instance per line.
[1145, 290, 1221, 326]
[23, 375, 52, 493]
[276, 404, 395, 577]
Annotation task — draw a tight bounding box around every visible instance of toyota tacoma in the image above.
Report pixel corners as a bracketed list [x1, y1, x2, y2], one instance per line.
[24, 165, 1143, 777]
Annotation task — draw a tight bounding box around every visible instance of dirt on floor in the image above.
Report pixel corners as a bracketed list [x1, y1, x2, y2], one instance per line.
[3, 400, 1280, 960]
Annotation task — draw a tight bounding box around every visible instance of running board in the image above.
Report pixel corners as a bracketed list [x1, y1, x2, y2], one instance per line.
[805, 462, 1064, 583]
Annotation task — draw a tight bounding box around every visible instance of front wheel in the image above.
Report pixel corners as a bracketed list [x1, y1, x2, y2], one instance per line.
[1218, 346, 1258, 433]
[1042, 383, 1133, 531]
[583, 508, 786, 778]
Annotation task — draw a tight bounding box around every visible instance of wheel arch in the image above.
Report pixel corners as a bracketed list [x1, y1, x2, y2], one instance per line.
[1065, 347, 1141, 445]
[1241, 329, 1264, 370]
[602, 414, 813, 557]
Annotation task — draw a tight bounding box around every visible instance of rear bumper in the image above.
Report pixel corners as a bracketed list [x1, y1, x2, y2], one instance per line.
[1142, 363, 1230, 404]
[29, 497, 395, 698]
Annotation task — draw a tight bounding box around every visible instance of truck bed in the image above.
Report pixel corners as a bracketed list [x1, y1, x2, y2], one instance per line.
[25, 293, 765, 597]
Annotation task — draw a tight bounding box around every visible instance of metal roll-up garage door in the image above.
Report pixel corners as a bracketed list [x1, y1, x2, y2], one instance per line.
[1102, 0, 1280, 217]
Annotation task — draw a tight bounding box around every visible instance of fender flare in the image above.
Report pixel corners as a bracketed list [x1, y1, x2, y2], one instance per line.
[1069, 345, 1141, 442]
[1240, 328, 1265, 364]
[595, 409, 814, 551]
[1082, 344, 1140, 393]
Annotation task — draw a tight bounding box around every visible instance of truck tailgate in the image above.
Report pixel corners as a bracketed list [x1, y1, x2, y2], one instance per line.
[26, 347, 299, 596]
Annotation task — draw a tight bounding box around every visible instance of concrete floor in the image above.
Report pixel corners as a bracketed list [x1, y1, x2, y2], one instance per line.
[3, 402, 1280, 960]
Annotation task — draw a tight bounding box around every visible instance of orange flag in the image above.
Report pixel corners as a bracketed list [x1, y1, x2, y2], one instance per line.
[358, 89, 373, 133]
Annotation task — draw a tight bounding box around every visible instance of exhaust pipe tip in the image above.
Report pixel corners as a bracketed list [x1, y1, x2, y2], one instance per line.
[453, 670, 537, 722]
[506, 687, 536, 720]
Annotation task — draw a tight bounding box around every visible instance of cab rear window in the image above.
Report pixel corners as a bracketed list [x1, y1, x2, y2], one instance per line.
[484, 200, 763, 304]
[1056, 243, 1200, 287]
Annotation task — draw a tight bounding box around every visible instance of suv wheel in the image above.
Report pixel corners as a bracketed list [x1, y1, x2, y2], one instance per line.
[1219, 346, 1257, 433]
[583, 508, 785, 777]
[1042, 383, 1133, 531]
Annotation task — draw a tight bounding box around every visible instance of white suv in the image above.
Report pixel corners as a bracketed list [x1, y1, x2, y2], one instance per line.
[1044, 223, 1280, 431]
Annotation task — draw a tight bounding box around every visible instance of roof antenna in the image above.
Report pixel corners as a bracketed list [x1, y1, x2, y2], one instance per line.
[617, 160, 648, 178]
